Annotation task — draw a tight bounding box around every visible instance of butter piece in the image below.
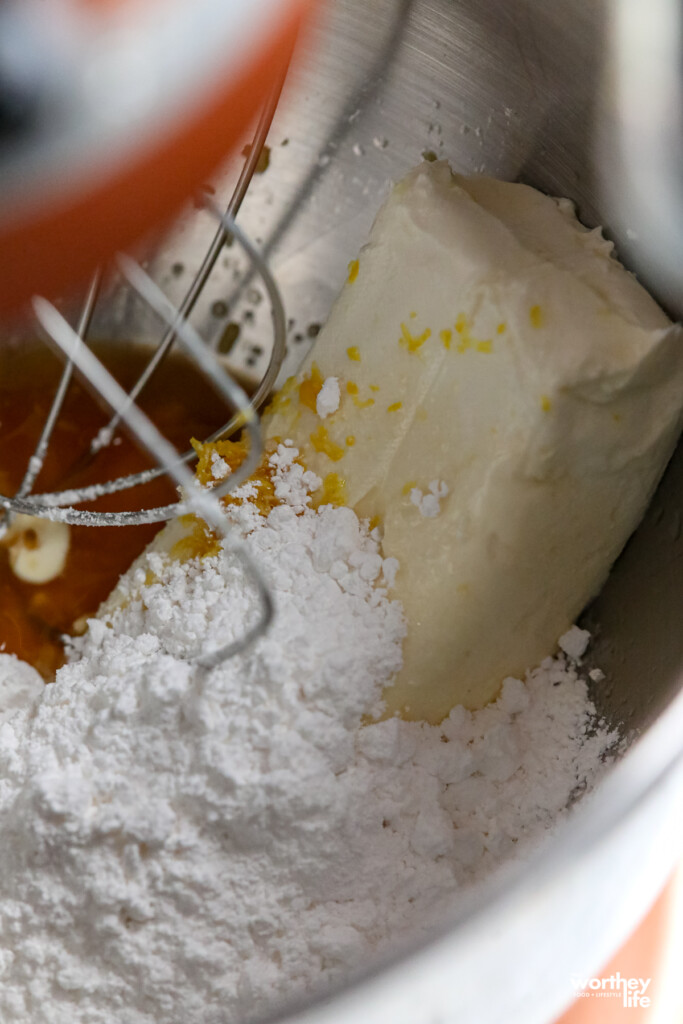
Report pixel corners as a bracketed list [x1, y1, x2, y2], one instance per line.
[3, 514, 70, 585]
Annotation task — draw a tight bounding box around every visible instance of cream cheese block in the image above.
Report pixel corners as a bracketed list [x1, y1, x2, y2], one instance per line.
[103, 161, 683, 724]
[263, 161, 683, 722]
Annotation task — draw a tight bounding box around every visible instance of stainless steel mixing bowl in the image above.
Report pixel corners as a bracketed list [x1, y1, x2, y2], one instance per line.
[81, 0, 683, 1020]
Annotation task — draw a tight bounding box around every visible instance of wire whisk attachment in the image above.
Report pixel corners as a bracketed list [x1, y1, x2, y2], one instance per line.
[0, 81, 288, 666]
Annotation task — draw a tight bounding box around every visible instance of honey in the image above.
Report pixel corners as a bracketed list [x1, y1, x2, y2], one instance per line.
[0, 340, 238, 678]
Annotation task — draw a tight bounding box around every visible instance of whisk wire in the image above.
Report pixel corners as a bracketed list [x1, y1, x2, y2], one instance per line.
[88, 70, 287, 457]
[13, 270, 102, 503]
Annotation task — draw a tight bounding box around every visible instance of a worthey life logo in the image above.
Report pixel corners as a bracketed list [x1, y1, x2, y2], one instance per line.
[571, 973, 652, 1009]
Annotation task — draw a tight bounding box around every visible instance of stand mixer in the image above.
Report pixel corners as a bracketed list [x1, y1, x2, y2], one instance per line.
[1, 2, 683, 1023]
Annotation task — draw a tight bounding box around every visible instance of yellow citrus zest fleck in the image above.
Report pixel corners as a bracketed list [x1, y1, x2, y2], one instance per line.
[440, 328, 452, 350]
[171, 515, 222, 563]
[191, 437, 247, 488]
[347, 259, 360, 283]
[193, 438, 282, 516]
[263, 375, 297, 416]
[530, 305, 544, 328]
[310, 424, 345, 461]
[346, 435, 356, 447]
[345, 379, 374, 408]
[454, 313, 494, 354]
[409, 311, 417, 319]
[369, 384, 380, 392]
[387, 402, 403, 412]
[497, 322, 507, 334]
[540, 395, 552, 412]
[368, 515, 381, 531]
[314, 472, 347, 508]
[347, 346, 361, 362]
[399, 322, 431, 353]
[298, 362, 324, 413]
[455, 313, 474, 353]
[178, 438, 295, 560]
[402, 480, 417, 496]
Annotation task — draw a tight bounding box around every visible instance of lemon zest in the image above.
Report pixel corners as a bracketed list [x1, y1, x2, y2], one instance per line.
[298, 362, 324, 413]
[313, 472, 347, 508]
[310, 425, 345, 461]
[530, 305, 544, 328]
[399, 322, 431, 353]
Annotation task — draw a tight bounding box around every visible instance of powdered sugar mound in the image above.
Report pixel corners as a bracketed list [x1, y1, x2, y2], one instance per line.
[0, 446, 617, 1023]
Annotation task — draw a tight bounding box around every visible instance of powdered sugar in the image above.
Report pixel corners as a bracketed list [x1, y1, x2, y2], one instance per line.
[410, 479, 449, 518]
[559, 625, 591, 662]
[0, 654, 43, 725]
[210, 450, 230, 481]
[316, 376, 341, 419]
[270, 440, 322, 511]
[0, 446, 616, 1023]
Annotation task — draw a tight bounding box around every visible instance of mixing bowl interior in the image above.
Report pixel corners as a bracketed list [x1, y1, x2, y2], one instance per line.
[1, 6, 680, 1024]
[111, 0, 683, 738]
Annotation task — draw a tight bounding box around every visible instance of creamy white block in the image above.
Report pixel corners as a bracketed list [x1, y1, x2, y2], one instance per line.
[264, 161, 683, 722]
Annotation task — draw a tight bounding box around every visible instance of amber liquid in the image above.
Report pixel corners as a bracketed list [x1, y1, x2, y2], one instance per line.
[0, 341, 235, 677]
